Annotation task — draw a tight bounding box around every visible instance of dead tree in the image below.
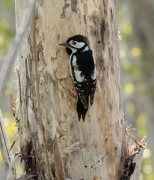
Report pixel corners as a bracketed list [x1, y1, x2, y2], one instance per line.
[5, 0, 147, 179]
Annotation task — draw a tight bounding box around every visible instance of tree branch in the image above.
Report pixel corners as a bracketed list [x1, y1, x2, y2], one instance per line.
[0, 109, 13, 170]
[0, 0, 36, 95]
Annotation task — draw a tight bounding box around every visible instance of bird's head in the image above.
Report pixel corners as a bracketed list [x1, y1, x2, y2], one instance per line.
[59, 35, 89, 54]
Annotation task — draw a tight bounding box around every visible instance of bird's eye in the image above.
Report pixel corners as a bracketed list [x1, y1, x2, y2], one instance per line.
[72, 41, 77, 45]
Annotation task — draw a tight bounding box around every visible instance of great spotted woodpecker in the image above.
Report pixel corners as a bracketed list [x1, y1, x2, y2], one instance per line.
[59, 35, 96, 121]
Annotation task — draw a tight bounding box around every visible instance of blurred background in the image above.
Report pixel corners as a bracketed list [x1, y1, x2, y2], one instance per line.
[0, 0, 17, 179]
[118, 0, 154, 179]
[0, 0, 154, 179]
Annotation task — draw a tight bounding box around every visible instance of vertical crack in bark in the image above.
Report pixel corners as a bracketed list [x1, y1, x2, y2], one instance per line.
[20, 140, 37, 174]
[100, 19, 106, 50]
[53, 135, 66, 180]
[32, 13, 53, 180]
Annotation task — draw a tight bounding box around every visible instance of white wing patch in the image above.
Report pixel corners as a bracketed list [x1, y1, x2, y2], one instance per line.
[71, 55, 84, 82]
[74, 70, 85, 82]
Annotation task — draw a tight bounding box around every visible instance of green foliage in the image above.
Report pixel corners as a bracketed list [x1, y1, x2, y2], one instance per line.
[0, 19, 14, 55]
[1, 0, 14, 9]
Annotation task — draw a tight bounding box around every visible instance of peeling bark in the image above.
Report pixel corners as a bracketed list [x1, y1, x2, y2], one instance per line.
[120, 123, 147, 180]
[12, 0, 145, 179]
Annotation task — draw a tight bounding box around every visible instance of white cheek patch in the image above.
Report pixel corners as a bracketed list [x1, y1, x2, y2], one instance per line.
[75, 42, 85, 48]
[71, 41, 85, 49]
[74, 70, 85, 82]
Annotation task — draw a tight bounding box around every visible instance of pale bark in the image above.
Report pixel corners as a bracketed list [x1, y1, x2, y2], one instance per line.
[11, 0, 146, 180]
[0, 109, 13, 170]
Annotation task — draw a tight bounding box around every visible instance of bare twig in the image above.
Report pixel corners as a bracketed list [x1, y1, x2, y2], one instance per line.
[0, 0, 37, 95]
[0, 109, 13, 170]
[9, 138, 18, 151]
[7, 153, 21, 180]
[54, 135, 66, 180]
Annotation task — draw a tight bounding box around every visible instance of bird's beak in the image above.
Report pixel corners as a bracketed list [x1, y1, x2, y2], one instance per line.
[59, 42, 71, 47]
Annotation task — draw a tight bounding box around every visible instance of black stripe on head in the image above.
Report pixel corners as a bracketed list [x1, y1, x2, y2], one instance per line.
[66, 35, 88, 55]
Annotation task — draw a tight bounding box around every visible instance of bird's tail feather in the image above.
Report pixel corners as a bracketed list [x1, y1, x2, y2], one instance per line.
[77, 97, 89, 121]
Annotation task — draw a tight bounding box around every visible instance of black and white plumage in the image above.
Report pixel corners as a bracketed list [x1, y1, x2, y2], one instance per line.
[59, 35, 96, 121]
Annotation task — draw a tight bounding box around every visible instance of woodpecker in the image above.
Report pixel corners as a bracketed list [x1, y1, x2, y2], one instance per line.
[59, 35, 96, 121]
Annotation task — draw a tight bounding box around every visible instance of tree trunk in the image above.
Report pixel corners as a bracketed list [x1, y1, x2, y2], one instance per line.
[11, 0, 146, 180]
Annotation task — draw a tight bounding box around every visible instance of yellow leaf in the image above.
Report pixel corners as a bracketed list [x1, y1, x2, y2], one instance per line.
[131, 47, 142, 57]
[124, 83, 134, 94]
